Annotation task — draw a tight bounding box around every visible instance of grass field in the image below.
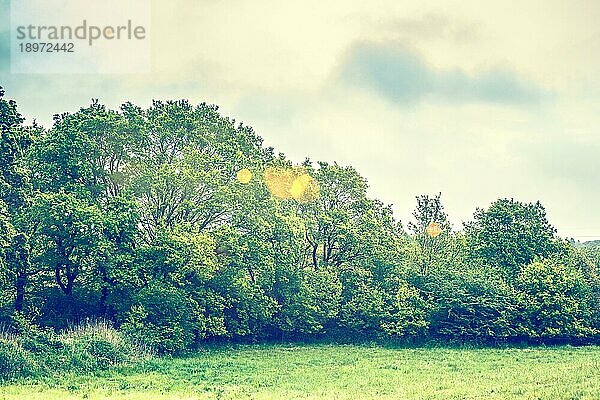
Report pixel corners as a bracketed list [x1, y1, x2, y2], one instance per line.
[1, 345, 599, 400]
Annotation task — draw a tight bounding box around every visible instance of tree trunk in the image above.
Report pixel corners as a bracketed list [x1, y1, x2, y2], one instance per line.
[99, 285, 109, 316]
[99, 267, 111, 316]
[14, 273, 26, 312]
[10, 233, 31, 313]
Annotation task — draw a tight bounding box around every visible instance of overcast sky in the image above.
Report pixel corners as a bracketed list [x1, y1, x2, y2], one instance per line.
[1, 0, 599, 240]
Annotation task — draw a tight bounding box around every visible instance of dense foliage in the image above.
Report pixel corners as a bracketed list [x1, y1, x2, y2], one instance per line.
[0, 86, 599, 361]
[0, 316, 145, 381]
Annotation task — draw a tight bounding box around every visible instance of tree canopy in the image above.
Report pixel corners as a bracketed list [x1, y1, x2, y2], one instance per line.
[0, 87, 598, 351]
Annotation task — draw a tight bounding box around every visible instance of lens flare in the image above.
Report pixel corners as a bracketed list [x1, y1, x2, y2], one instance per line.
[264, 167, 319, 203]
[237, 168, 252, 184]
[426, 222, 442, 238]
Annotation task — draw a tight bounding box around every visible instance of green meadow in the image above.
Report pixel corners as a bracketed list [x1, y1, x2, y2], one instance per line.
[1, 345, 599, 400]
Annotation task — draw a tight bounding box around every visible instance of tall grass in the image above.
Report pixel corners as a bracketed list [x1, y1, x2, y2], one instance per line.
[0, 318, 153, 382]
[0, 323, 18, 344]
[61, 319, 153, 358]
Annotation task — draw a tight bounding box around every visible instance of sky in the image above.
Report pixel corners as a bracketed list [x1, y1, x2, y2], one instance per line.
[1, 0, 600, 240]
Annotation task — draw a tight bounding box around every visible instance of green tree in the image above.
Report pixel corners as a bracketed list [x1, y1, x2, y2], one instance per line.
[0, 200, 11, 248]
[465, 198, 561, 277]
[29, 192, 105, 320]
[294, 162, 406, 337]
[0, 87, 41, 313]
[515, 259, 597, 340]
[126, 228, 225, 349]
[95, 195, 138, 317]
[0, 200, 15, 310]
[30, 100, 128, 200]
[0, 87, 34, 210]
[299, 162, 403, 270]
[407, 193, 457, 275]
[122, 100, 267, 241]
[29, 101, 140, 319]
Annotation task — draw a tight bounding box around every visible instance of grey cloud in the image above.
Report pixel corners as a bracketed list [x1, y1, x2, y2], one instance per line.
[338, 42, 546, 105]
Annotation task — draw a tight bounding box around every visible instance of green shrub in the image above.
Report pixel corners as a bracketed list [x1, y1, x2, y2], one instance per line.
[515, 259, 597, 340]
[274, 268, 342, 337]
[410, 267, 519, 343]
[382, 280, 430, 339]
[0, 339, 38, 381]
[121, 285, 194, 354]
[60, 320, 140, 371]
[339, 267, 388, 336]
[1, 317, 141, 376]
[221, 281, 278, 339]
[67, 336, 125, 371]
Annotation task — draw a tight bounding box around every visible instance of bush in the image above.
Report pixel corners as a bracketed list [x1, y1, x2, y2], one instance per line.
[61, 320, 138, 371]
[7, 313, 68, 373]
[515, 259, 598, 340]
[121, 285, 195, 354]
[410, 266, 519, 343]
[1, 316, 142, 377]
[274, 268, 342, 337]
[382, 280, 430, 339]
[68, 336, 126, 371]
[0, 339, 38, 381]
[221, 281, 278, 340]
[338, 266, 388, 336]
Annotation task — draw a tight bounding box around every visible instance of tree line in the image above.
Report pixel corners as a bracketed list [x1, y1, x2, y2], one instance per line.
[0, 87, 598, 353]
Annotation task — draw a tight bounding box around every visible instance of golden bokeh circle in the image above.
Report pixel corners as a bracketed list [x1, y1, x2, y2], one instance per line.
[237, 168, 253, 184]
[426, 222, 442, 238]
[264, 167, 319, 203]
